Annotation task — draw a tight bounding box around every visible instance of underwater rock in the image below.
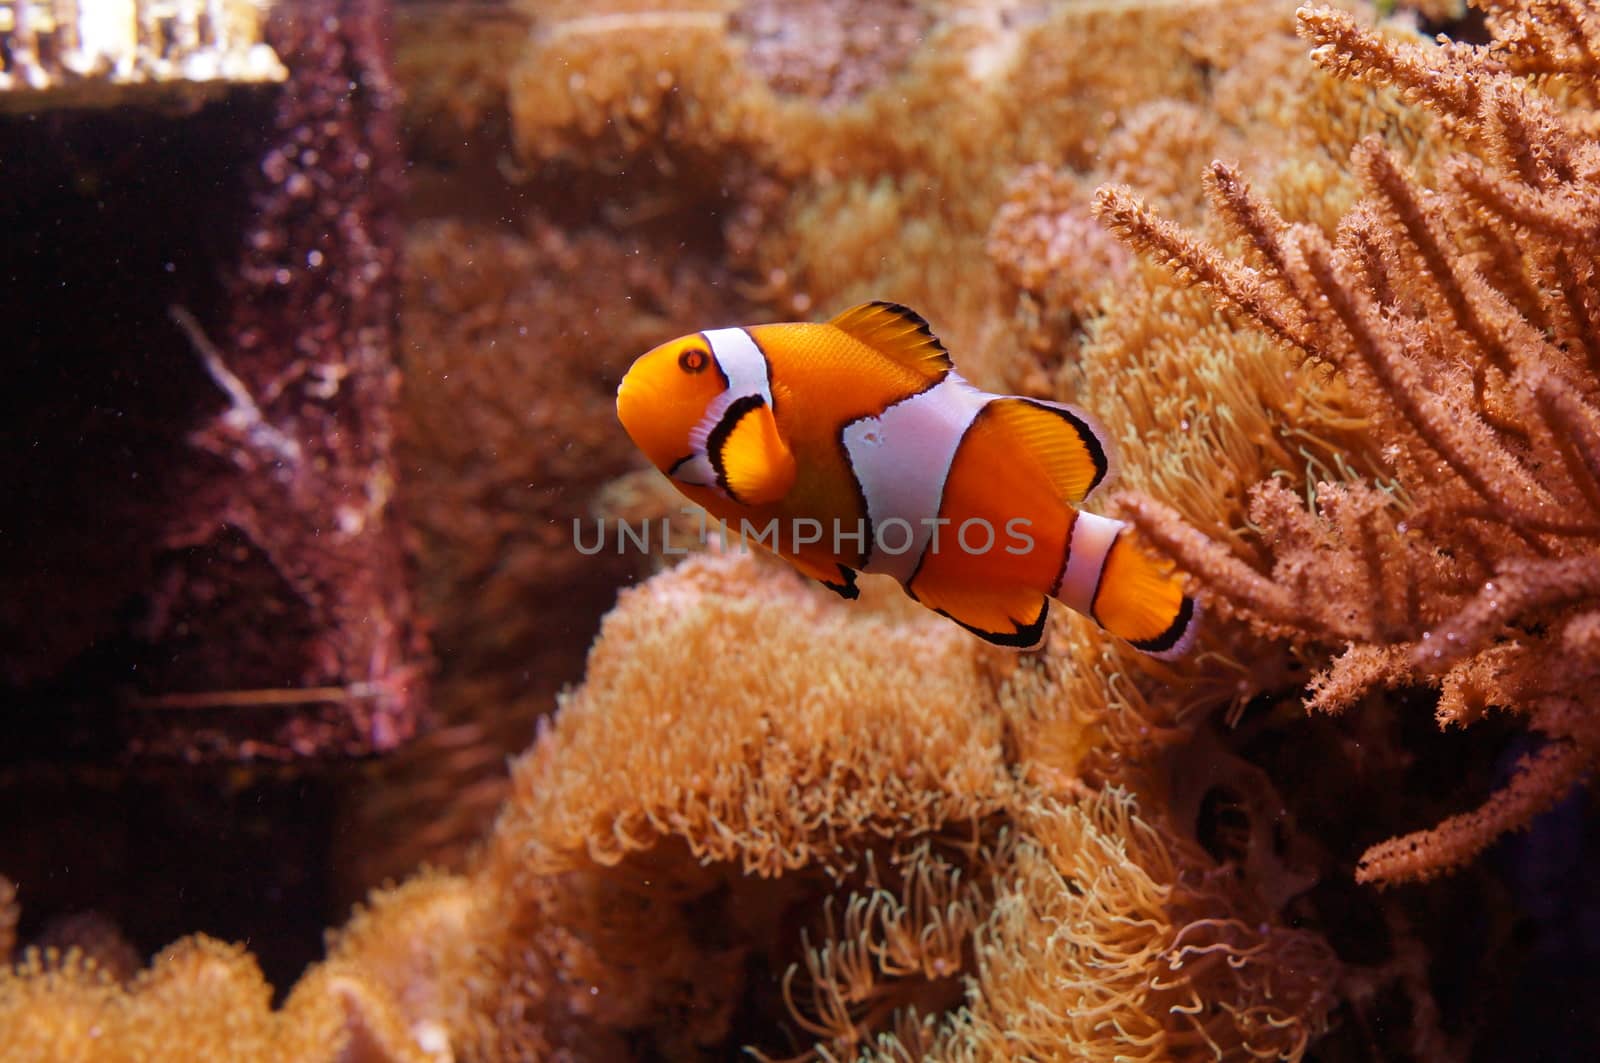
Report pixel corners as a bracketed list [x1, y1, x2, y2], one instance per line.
[1, 0, 422, 763]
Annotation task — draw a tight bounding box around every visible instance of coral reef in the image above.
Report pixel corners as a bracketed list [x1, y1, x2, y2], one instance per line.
[0, 554, 1338, 1061]
[1, 0, 420, 762]
[7, 0, 1600, 1060]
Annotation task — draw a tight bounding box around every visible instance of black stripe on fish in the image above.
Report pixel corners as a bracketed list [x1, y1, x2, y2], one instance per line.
[1050, 509, 1078, 601]
[863, 300, 950, 363]
[821, 564, 861, 600]
[926, 597, 1050, 650]
[696, 332, 732, 391]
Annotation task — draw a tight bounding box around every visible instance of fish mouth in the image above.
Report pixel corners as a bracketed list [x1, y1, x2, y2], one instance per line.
[615, 368, 663, 455]
[615, 369, 645, 429]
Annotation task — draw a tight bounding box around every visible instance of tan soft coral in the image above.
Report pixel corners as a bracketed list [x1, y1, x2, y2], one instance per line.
[933, 788, 1337, 1063]
[0, 873, 480, 1063]
[1097, 1, 1600, 884]
[757, 789, 1337, 1062]
[457, 551, 1337, 1059]
[502, 0, 1302, 390]
[498, 550, 1008, 876]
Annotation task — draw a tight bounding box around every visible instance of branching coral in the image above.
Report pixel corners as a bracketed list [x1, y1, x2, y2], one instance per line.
[1095, 1, 1600, 884]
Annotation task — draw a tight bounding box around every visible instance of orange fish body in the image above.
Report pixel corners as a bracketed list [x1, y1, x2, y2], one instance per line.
[616, 302, 1196, 655]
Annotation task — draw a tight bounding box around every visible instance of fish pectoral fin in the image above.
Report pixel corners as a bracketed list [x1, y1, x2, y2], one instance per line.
[985, 398, 1114, 504]
[709, 397, 796, 505]
[908, 575, 1049, 650]
[788, 554, 861, 600]
[828, 301, 952, 378]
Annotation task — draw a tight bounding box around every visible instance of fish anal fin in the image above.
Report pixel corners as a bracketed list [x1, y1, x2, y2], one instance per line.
[828, 301, 952, 377]
[710, 396, 796, 505]
[908, 575, 1048, 650]
[985, 397, 1113, 504]
[788, 554, 861, 600]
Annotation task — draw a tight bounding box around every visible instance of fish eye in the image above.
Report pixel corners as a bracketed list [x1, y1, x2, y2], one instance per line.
[678, 347, 709, 373]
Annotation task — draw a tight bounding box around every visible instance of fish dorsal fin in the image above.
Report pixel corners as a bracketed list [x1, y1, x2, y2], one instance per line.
[828, 301, 952, 377]
[985, 397, 1113, 504]
[709, 395, 796, 505]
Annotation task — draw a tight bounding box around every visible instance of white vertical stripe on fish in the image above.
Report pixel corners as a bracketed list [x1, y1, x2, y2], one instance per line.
[703, 327, 771, 402]
[1054, 509, 1122, 618]
[844, 372, 990, 583]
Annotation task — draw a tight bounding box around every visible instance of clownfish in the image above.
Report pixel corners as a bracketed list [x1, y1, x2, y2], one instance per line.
[615, 301, 1197, 655]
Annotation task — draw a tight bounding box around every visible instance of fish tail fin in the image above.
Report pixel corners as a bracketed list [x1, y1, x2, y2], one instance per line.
[1091, 531, 1198, 659]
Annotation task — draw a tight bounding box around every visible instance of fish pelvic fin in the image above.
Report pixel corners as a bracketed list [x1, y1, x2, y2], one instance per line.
[1091, 532, 1198, 659]
[828, 301, 952, 378]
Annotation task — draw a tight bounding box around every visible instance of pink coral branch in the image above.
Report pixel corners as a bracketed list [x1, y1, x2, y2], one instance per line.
[1412, 556, 1600, 674]
[1356, 739, 1590, 885]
